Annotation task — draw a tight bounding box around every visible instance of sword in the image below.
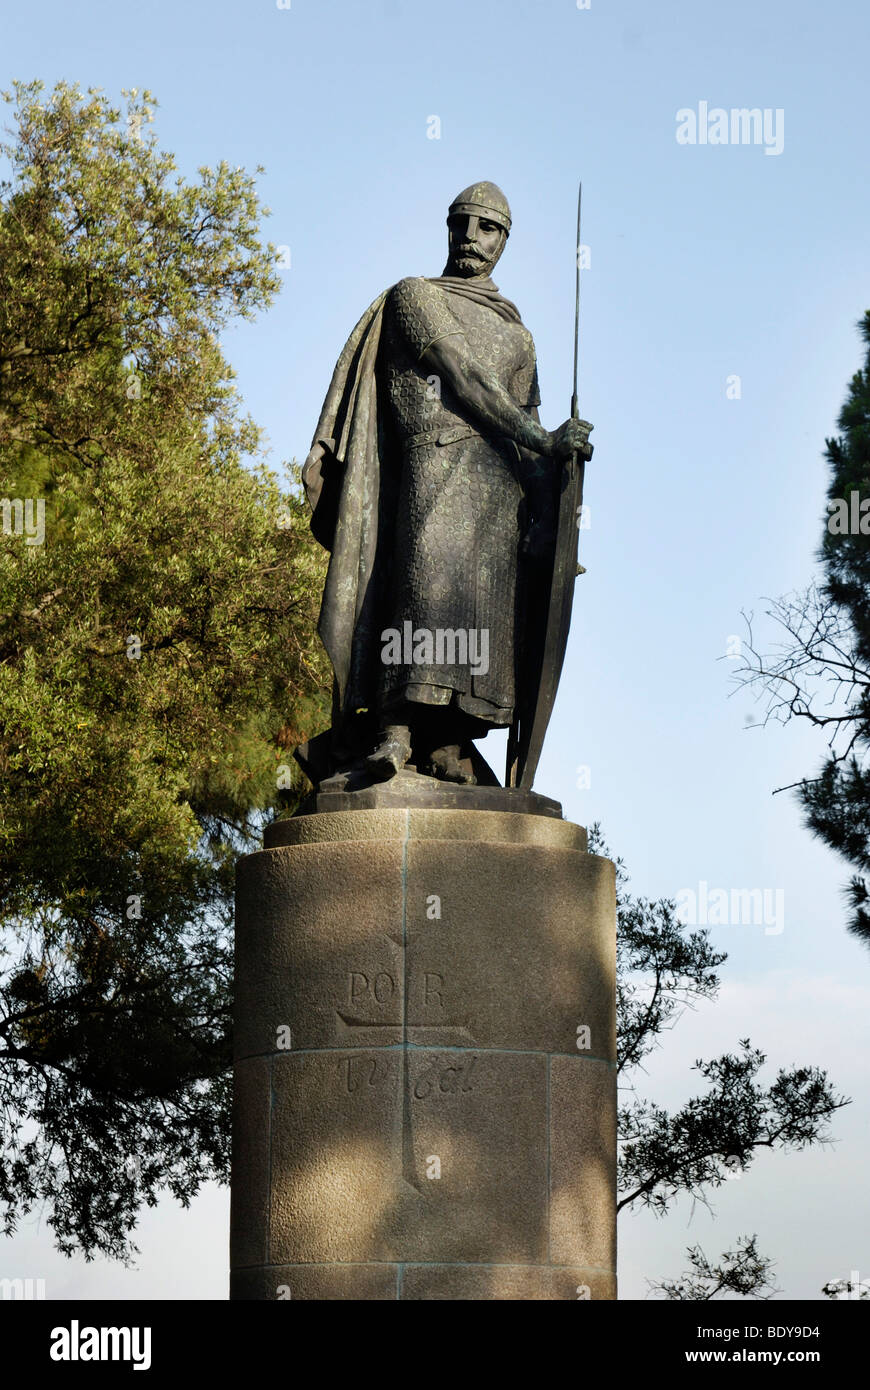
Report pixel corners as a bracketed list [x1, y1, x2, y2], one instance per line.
[573, 181, 582, 424]
[569, 184, 583, 575]
[507, 180, 588, 790]
[572, 182, 587, 570]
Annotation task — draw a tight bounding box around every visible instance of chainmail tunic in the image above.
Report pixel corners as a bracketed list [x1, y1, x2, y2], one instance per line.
[378, 277, 540, 725]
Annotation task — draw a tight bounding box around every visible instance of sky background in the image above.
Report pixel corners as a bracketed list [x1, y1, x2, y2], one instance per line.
[3, 0, 869, 1299]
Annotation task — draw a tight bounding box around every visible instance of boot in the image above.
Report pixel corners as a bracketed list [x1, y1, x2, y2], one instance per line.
[365, 724, 412, 781]
[428, 744, 477, 785]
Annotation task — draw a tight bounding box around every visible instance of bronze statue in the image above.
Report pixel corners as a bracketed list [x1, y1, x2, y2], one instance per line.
[299, 181, 593, 794]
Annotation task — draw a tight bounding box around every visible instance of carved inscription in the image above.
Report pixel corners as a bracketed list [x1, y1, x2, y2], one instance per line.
[413, 1054, 478, 1099]
[334, 967, 477, 1192]
[343, 1053, 393, 1093]
[348, 970, 397, 1007]
[422, 971, 444, 1011]
[337, 969, 469, 1040]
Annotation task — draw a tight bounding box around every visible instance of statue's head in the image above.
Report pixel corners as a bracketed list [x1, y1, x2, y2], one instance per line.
[445, 181, 511, 278]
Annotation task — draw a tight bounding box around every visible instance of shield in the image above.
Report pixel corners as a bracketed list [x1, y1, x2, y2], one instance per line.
[507, 450, 585, 789]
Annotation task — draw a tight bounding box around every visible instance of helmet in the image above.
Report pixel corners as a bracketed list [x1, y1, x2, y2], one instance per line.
[447, 181, 511, 235]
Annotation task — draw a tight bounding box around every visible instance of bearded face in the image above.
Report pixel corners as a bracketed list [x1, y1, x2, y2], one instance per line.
[445, 213, 507, 278]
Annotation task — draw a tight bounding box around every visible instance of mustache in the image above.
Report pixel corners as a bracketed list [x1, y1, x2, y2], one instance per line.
[454, 245, 489, 260]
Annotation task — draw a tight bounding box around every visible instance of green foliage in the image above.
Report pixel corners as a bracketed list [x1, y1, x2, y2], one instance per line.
[0, 80, 329, 1259]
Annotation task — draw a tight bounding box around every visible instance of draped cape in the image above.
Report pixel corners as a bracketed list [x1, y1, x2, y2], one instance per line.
[302, 276, 522, 728]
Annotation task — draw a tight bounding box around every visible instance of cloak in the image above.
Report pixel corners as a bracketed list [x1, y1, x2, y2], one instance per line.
[303, 276, 523, 734]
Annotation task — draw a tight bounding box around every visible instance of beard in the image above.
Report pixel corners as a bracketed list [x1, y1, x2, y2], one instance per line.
[448, 237, 504, 278]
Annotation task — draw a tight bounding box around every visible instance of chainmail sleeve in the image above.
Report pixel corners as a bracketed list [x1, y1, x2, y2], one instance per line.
[511, 328, 541, 408]
[387, 277, 465, 361]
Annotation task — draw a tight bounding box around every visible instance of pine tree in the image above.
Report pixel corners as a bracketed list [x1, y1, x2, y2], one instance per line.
[803, 311, 870, 944]
[737, 312, 870, 949]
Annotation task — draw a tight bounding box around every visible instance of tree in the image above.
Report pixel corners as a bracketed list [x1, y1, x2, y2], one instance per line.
[648, 1236, 778, 1301]
[735, 312, 870, 948]
[0, 81, 329, 1259]
[587, 826, 849, 1298]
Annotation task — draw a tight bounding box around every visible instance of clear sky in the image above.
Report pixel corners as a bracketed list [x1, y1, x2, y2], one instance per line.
[3, 0, 870, 1299]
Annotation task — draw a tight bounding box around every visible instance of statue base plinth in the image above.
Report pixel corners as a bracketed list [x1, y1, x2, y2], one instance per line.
[296, 767, 562, 819]
[231, 807, 616, 1300]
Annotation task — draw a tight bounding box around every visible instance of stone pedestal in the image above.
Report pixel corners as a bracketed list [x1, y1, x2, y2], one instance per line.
[230, 807, 616, 1300]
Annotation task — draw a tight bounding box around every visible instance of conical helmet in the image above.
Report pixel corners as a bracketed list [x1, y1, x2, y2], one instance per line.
[448, 181, 511, 235]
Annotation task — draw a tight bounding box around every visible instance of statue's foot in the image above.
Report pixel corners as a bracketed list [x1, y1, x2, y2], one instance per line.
[365, 725, 412, 782]
[428, 744, 477, 785]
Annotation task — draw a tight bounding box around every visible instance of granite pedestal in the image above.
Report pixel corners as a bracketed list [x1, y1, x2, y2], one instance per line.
[230, 805, 616, 1300]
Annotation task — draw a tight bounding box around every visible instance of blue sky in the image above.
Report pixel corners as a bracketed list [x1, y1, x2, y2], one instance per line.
[3, 0, 870, 1299]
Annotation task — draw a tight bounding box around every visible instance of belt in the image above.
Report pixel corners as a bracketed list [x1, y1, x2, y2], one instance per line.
[406, 424, 479, 449]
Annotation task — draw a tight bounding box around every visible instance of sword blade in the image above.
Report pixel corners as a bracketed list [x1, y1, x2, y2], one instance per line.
[572, 181, 582, 421]
[506, 180, 585, 790]
[515, 181, 586, 789]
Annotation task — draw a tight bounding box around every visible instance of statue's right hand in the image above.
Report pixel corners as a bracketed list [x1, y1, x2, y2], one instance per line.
[550, 418, 594, 462]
